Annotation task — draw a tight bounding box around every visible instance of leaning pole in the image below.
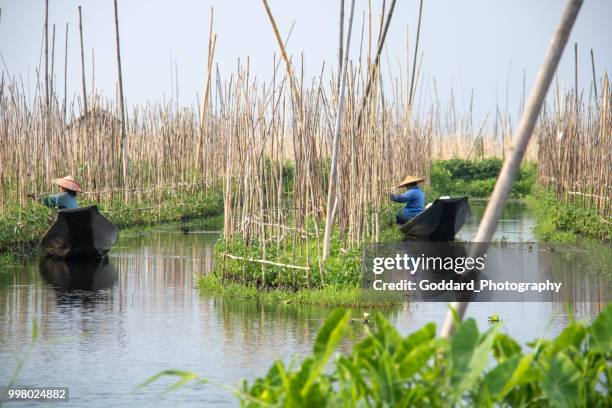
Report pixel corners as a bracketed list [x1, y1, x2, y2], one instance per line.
[440, 0, 584, 338]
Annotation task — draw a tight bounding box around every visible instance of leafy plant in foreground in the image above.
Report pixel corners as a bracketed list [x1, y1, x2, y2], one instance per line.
[145, 305, 612, 407]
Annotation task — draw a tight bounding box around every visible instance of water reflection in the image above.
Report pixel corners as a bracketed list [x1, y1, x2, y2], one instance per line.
[0, 210, 609, 407]
[40, 256, 117, 292]
[458, 200, 537, 241]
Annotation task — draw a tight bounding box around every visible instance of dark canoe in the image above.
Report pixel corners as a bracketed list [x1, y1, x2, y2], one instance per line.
[40, 206, 119, 259]
[399, 197, 471, 241]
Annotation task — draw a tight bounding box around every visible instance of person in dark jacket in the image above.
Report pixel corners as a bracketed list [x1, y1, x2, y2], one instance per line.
[27, 175, 82, 209]
[389, 175, 426, 225]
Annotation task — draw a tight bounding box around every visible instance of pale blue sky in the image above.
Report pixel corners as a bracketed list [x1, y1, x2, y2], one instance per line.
[1, 0, 610, 121]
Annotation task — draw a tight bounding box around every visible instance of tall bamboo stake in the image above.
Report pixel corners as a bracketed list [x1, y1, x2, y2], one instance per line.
[113, 0, 128, 199]
[407, 0, 423, 116]
[50, 24, 55, 102]
[78, 6, 88, 116]
[43, 0, 50, 179]
[355, 0, 397, 129]
[322, 0, 356, 261]
[337, 0, 345, 94]
[63, 22, 68, 121]
[440, 0, 584, 338]
[574, 42, 578, 106]
[590, 48, 598, 100]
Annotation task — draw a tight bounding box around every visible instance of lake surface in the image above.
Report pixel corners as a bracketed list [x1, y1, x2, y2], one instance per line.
[1, 202, 609, 407]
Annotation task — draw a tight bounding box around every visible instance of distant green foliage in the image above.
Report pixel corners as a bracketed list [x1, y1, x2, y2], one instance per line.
[101, 191, 223, 228]
[147, 304, 612, 407]
[428, 159, 536, 199]
[529, 188, 612, 242]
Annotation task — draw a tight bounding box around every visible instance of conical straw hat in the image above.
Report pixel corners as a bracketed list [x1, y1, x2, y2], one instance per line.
[396, 175, 425, 188]
[51, 176, 83, 193]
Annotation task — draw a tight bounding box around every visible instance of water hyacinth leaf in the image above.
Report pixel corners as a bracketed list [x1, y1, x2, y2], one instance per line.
[549, 321, 587, 355]
[589, 303, 612, 353]
[450, 320, 498, 399]
[449, 319, 479, 387]
[301, 309, 350, 396]
[482, 353, 534, 401]
[312, 309, 350, 358]
[541, 352, 582, 407]
[394, 322, 436, 363]
[397, 340, 438, 379]
[493, 333, 522, 361]
[373, 313, 403, 351]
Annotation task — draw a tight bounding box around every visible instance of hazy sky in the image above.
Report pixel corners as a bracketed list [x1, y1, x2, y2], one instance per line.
[1, 0, 610, 121]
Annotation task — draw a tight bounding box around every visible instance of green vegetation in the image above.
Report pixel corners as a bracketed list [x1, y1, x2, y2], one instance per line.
[197, 204, 407, 307]
[0, 190, 223, 252]
[529, 187, 611, 243]
[212, 232, 362, 290]
[428, 158, 535, 199]
[198, 233, 402, 308]
[147, 304, 612, 407]
[198, 274, 400, 308]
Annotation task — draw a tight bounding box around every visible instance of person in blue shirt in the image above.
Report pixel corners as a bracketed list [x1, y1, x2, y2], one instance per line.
[28, 176, 82, 210]
[389, 175, 426, 225]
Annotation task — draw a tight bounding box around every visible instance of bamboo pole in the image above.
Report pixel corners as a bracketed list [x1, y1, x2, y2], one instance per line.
[50, 24, 55, 102]
[63, 22, 68, 122]
[337, 0, 345, 94]
[574, 42, 578, 106]
[43, 0, 50, 179]
[113, 0, 128, 200]
[355, 0, 397, 130]
[441, 0, 584, 338]
[590, 48, 598, 100]
[78, 6, 88, 116]
[407, 0, 423, 116]
[322, 0, 356, 261]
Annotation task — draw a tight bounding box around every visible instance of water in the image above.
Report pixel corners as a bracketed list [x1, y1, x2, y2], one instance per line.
[1, 202, 609, 407]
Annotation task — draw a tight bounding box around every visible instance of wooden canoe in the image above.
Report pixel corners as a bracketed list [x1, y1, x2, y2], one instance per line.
[399, 197, 471, 241]
[40, 206, 119, 258]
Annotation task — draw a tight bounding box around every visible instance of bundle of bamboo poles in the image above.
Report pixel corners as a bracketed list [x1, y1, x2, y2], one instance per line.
[537, 74, 611, 227]
[217, 53, 432, 284]
[0, 81, 227, 213]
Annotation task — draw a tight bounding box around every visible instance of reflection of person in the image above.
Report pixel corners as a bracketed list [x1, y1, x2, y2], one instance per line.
[389, 175, 425, 225]
[27, 176, 83, 209]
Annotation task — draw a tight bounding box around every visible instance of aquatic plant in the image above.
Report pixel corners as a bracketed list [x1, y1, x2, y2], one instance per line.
[198, 273, 401, 308]
[144, 304, 612, 407]
[529, 187, 611, 242]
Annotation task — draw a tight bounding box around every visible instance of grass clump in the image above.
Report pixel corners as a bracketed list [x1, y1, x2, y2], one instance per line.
[529, 187, 611, 242]
[198, 273, 400, 308]
[428, 158, 535, 199]
[211, 231, 362, 291]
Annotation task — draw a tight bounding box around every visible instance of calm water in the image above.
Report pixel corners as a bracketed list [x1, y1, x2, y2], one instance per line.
[1, 202, 609, 407]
